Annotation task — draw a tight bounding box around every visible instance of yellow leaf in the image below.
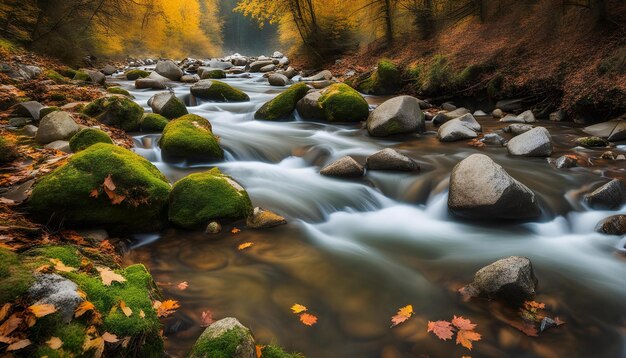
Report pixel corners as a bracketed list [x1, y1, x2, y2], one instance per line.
[291, 304, 307, 314]
[96, 267, 127, 286]
[75, 301, 96, 318]
[0, 314, 21, 336]
[7, 339, 31, 351]
[0, 303, 11, 321]
[456, 329, 482, 350]
[139, 310, 145, 319]
[231, 228, 241, 234]
[154, 300, 180, 318]
[46, 336, 63, 349]
[102, 332, 119, 343]
[238, 242, 254, 250]
[83, 336, 104, 358]
[29, 303, 57, 318]
[119, 300, 132, 317]
[50, 258, 76, 272]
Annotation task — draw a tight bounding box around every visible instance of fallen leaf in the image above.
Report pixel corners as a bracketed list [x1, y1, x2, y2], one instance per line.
[0, 303, 11, 321]
[238, 242, 253, 250]
[121, 336, 131, 348]
[452, 316, 477, 331]
[96, 267, 126, 286]
[46, 336, 63, 349]
[0, 314, 21, 336]
[456, 329, 482, 350]
[291, 304, 307, 314]
[427, 320, 454, 341]
[50, 258, 76, 272]
[102, 332, 119, 343]
[75, 301, 96, 318]
[554, 317, 565, 326]
[7, 339, 31, 351]
[391, 305, 414, 327]
[139, 310, 146, 319]
[177, 281, 189, 291]
[29, 303, 57, 318]
[34, 264, 51, 273]
[83, 336, 104, 358]
[299, 313, 318, 326]
[103, 175, 116, 191]
[89, 189, 99, 198]
[201, 310, 214, 327]
[256, 344, 264, 358]
[154, 300, 180, 318]
[524, 301, 546, 311]
[119, 300, 132, 317]
[231, 228, 241, 234]
[76, 290, 88, 300]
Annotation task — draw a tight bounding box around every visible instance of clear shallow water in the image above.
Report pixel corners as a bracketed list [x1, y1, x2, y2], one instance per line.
[116, 71, 626, 357]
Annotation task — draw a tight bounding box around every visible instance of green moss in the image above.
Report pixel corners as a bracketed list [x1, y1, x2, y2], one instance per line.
[26, 245, 83, 267]
[319, 83, 369, 122]
[56, 67, 78, 79]
[255, 83, 309, 120]
[169, 168, 253, 229]
[487, 74, 504, 98]
[421, 54, 452, 94]
[39, 106, 60, 119]
[0, 136, 18, 164]
[29, 143, 170, 231]
[73, 70, 91, 82]
[107, 86, 133, 98]
[262, 345, 304, 358]
[454, 63, 487, 87]
[202, 69, 226, 79]
[82, 96, 144, 132]
[44, 69, 67, 84]
[125, 69, 150, 81]
[191, 80, 250, 102]
[49, 92, 66, 101]
[356, 59, 400, 95]
[69, 128, 113, 152]
[141, 113, 169, 132]
[159, 114, 223, 162]
[575, 136, 609, 147]
[151, 94, 188, 120]
[190, 328, 248, 358]
[0, 38, 18, 52]
[0, 248, 33, 304]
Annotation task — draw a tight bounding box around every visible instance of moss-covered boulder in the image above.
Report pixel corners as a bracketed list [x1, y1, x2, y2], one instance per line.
[29, 143, 170, 231]
[575, 136, 609, 148]
[82, 96, 144, 132]
[125, 69, 150, 81]
[169, 168, 252, 229]
[255, 83, 310, 120]
[18, 246, 164, 357]
[200, 68, 227, 80]
[159, 114, 223, 162]
[44, 69, 67, 83]
[0, 248, 33, 304]
[107, 86, 133, 98]
[0, 136, 18, 164]
[191, 80, 250, 102]
[356, 59, 401, 95]
[141, 113, 169, 132]
[148, 92, 188, 120]
[189, 317, 255, 358]
[69, 128, 113, 152]
[73, 69, 105, 85]
[318, 83, 369, 122]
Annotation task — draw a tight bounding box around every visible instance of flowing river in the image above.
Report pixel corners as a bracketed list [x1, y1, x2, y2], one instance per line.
[112, 70, 626, 357]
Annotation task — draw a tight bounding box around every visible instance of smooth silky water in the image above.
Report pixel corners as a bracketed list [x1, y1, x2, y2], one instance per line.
[113, 72, 626, 357]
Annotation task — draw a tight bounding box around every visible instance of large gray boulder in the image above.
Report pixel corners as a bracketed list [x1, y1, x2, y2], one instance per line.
[583, 120, 626, 142]
[437, 114, 481, 142]
[584, 179, 626, 210]
[506, 127, 552, 157]
[432, 107, 471, 126]
[268, 73, 289, 87]
[250, 60, 274, 72]
[296, 91, 323, 119]
[366, 148, 419, 171]
[448, 154, 540, 219]
[148, 92, 188, 119]
[135, 72, 169, 89]
[101, 64, 117, 76]
[13, 101, 43, 121]
[595, 215, 626, 235]
[260, 64, 276, 73]
[79, 69, 105, 84]
[0, 63, 41, 80]
[189, 318, 256, 358]
[503, 123, 534, 136]
[35, 111, 80, 144]
[155, 60, 183, 81]
[366, 96, 425, 137]
[462, 256, 538, 305]
[320, 156, 364, 178]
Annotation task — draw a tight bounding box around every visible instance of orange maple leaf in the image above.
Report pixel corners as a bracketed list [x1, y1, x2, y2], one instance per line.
[75, 301, 96, 318]
[154, 300, 180, 318]
[456, 329, 482, 350]
[299, 313, 318, 326]
[451, 316, 477, 331]
[238, 242, 253, 250]
[427, 320, 454, 340]
[256, 345, 264, 358]
[231, 228, 241, 234]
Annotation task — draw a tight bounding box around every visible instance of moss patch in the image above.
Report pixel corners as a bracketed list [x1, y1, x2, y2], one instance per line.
[356, 59, 401, 95]
[169, 168, 253, 229]
[319, 83, 369, 122]
[190, 327, 248, 358]
[107, 86, 133, 98]
[262, 345, 305, 358]
[0, 136, 18, 164]
[0, 248, 33, 304]
[29, 143, 170, 231]
[125, 69, 150, 81]
[141, 113, 169, 133]
[159, 114, 223, 162]
[255, 83, 309, 120]
[73, 70, 91, 82]
[69, 128, 113, 152]
[191, 80, 250, 102]
[44, 69, 67, 84]
[82, 96, 144, 132]
[201, 69, 226, 79]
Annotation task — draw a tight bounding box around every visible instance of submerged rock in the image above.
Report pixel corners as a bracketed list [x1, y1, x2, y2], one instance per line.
[320, 156, 365, 178]
[584, 179, 626, 210]
[255, 83, 309, 120]
[82, 96, 144, 132]
[169, 168, 253, 229]
[246, 207, 287, 229]
[448, 154, 540, 220]
[191, 80, 250, 102]
[554, 155, 577, 169]
[148, 92, 188, 119]
[189, 317, 256, 358]
[366, 96, 425, 137]
[366, 148, 419, 171]
[506, 127, 552, 157]
[30, 144, 170, 231]
[159, 114, 223, 162]
[595, 215, 626, 235]
[35, 111, 80, 144]
[462, 256, 538, 305]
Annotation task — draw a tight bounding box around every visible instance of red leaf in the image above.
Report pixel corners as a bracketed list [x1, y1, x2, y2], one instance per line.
[427, 320, 454, 341]
[200, 310, 214, 327]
